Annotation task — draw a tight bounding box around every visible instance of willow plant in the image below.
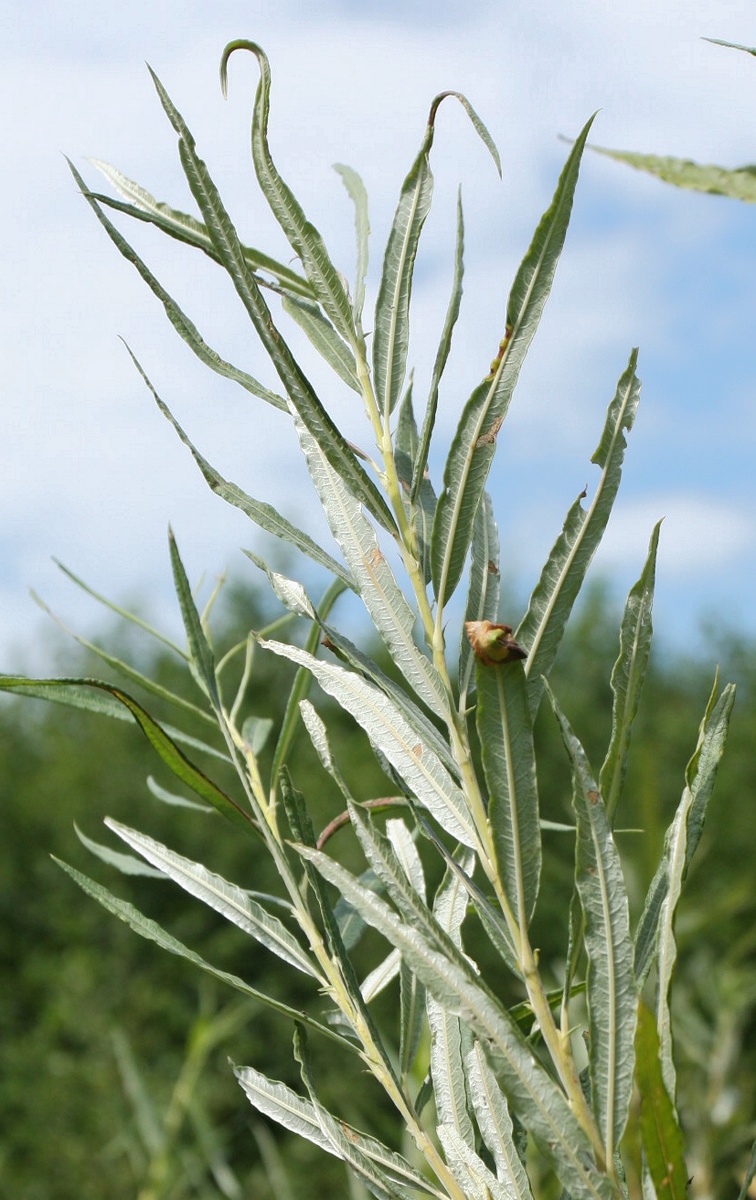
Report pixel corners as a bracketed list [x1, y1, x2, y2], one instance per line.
[1, 40, 744, 1200]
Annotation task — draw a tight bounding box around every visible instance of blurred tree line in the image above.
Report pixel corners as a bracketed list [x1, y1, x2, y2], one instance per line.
[1, 580, 754, 1199]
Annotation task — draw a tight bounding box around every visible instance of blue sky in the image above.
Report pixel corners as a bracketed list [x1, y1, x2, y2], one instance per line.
[2, 0, 755, 670]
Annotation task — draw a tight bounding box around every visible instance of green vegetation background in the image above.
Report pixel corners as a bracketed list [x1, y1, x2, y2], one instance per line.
[1, 581, 754, 1198]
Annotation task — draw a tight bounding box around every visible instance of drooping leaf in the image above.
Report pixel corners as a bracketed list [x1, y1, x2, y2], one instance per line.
[106, 819, 321, 979]
[599, 521, 661, 821]
[149, 66, 396, 535]
[52, 558, 187, 658]
[550, 688, 636, 1167]
[0, 674, 231, 767]
[130, 348, 355, 589]
[29, 586, 215, 728]
[590, 143, 756, 203]
[235, 1062, 443, 1198]
[431, 116, 595, 610]
[518, 350, 641, 718]
[55, 859, 346, 1045]
[74, 823, 165, 879]
[68, 159, 288, 412]
[299, 700, 352, 802]
[89, 157, 315, 297]
[262, 640, 476, 848]
[146, 774, 213, 812]
[220, 42, 355, 343]
[244, 552, 318, 621]
[635, 1001, 688, 1200]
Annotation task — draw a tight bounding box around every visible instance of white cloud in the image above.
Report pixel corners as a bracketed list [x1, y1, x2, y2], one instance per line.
[595, 492, 755, 576]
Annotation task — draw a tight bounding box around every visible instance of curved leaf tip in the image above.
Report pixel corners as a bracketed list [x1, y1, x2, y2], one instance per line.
[219, 38, 268, 100]
[427, 90, 502, 177]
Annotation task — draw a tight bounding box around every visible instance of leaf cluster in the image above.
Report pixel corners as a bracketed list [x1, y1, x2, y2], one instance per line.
[1, 38, 748, 1200]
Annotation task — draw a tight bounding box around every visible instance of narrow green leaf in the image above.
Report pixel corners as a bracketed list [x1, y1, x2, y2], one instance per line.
[74, 822, 164, 878]
[413, 815, 520, 976]
[550, 689, 636, 1167]
[292, 413, 449, 719]
[412, 188, 465, 502]
[68, 159, 288, 412]
[476, 660, 540, 929]
[220, 42, 355, 343]
[111, 1029, 164, 1157]
[634, 681, 735, 984]
[427, 851, 476, 1152]
[459, 491, 500, 698]
[146, 774, 212, 812]
[590, 143, 756, 203]
[55, 858, 347, 1045]
[437, 1124, 507, 1200]
[395, 380, 437, 587]
[466, 1042, 534, 1200]
[735, 1137, 756, 1200]
[372, 119, 434, 422]
[381, 816, 429, 1083]
[106, 819, 320, 979]
[149, 67, 396, 535]
[269, 578, 347, 791]
[0, 673, 230, 763]
[317, 621, 459, 779]
[299, 700, 351, 802]
[373, 93, 497, 425]
[237, 1062, 444, 1198]
[297, 845, 613, 1200]
[52, 558, 186, 658]
[635, 1001, 688, 1200]
[333, 163, 370, 325]
[704, 36, 756, 56]
[130, 348, 355, 589]
[244, 552, 318, 620]
[262, 640, 477, 848]
[431, 116, 595, 610]
[653, 783, 691, 1101]
[281, 294, 361, 392]
[599, 522, 661, 822]
[89, 157, 315, 297]
[168, 527, 220, 709]
[279, 774, 399, 1089]
[29, 587, 215, 727]
[518, 350, 641, 718]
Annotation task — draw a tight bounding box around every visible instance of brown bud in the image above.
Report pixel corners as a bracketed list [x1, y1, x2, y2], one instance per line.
[464, 620, 527, 666]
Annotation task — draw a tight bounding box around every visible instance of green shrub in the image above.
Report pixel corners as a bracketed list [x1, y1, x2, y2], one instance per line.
[2, 39, 747, 1200]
